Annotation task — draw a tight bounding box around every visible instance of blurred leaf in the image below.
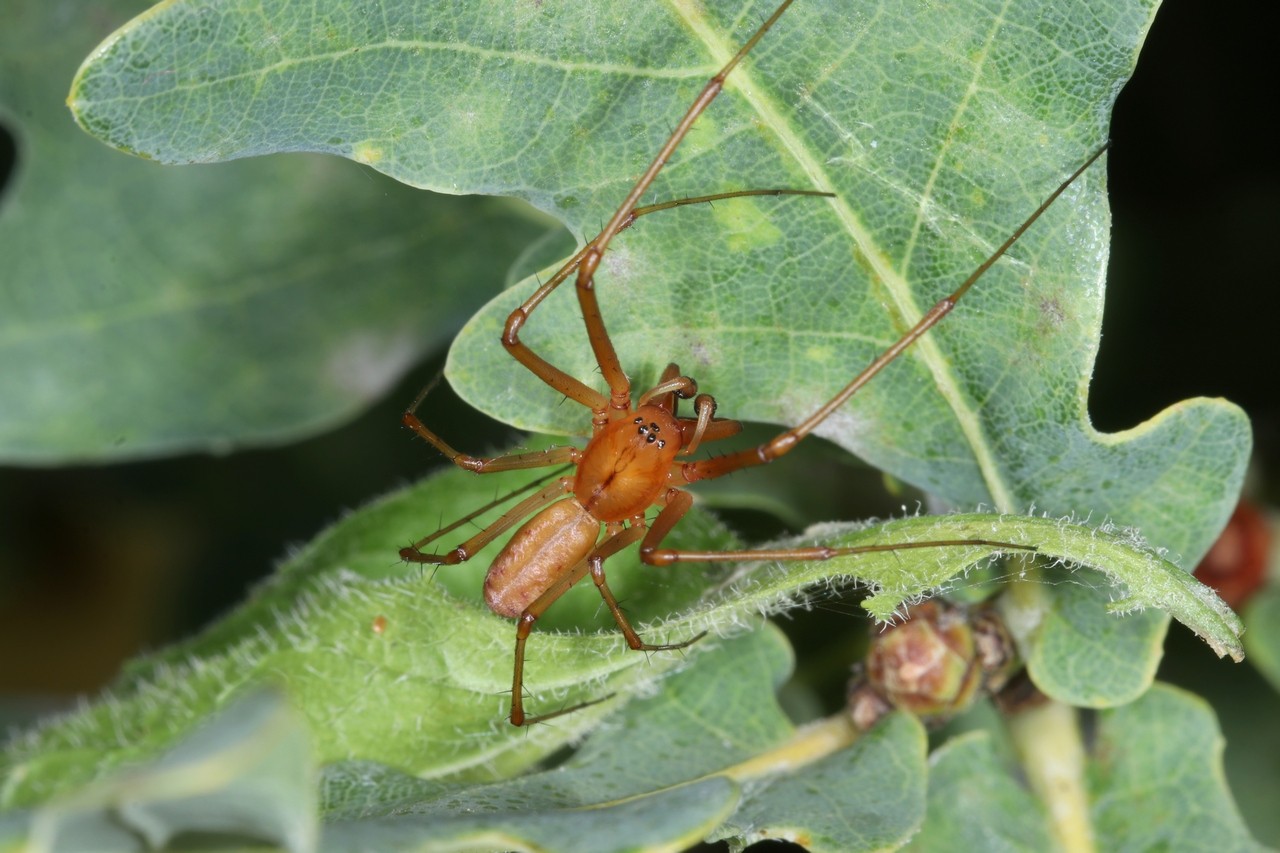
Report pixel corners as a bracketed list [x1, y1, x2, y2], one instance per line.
[323, 776, 737, 853]
[1244, 587, 1280, 693]
[318, 625, 927, 853]
[1089, 683, 1262, 851]
[711, 712, 927, 852]
[3, 691, 314, 853]
[908, 686, 1264, 852]
[907, 731, 1053, 852]
[1160, 618, 1280, 847]
[0, 0, 549, 462]
[316, 628, 788, 852]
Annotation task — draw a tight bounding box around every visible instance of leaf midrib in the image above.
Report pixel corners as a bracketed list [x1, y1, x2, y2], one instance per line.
[674, 1, 1011, 511]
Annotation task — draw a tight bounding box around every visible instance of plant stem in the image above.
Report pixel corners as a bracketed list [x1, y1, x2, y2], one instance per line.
[1000, 572, 1094, 851]
[1008, 695, 1094, 851]
[719, 714, 859, 782]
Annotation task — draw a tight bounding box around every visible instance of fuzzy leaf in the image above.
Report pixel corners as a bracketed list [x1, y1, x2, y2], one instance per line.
[0, 456, 738, 811]
[0, 457, 1241, 823]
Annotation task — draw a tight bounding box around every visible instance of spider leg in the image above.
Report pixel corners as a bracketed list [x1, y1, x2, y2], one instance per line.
[497, 190, 830, 426]
[408, 467, 571, 553]
[508, 518, 704, 726]
[502, 239, 612, 415]
[675, 145, 1111, 485]
[584, 523, 706, 652]
[401, 478, 571, 565]
[638, 488, 1036, 566]
[570, 0, 800, 419]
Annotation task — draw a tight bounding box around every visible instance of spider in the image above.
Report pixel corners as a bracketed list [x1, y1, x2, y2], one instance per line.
[400, 0, 1106, 726]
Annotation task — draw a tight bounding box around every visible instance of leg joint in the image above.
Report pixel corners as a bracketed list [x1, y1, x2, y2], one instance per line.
[502, 309, 527, 347]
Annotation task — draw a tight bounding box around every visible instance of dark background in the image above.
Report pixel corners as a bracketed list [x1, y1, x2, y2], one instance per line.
[1095, 1, 1278, 479]
[1, 1, 1276, 828]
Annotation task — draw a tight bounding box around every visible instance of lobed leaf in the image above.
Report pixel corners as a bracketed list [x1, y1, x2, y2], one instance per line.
[433, 0, 1250, 702]
[6, 0, 1258, 845]
[60, 0, 1252, 698]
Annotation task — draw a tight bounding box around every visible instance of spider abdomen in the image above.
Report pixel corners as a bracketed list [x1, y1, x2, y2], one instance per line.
[574, 404, 681, 523]
[484, 499, 600, 618]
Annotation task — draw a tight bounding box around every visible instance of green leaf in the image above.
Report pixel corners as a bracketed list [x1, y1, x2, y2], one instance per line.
[0, 454, 1240, 822]
[1023, 582, 1170, 706]
[2, 691, 315, 853]
[3, 597, 922, 851]
[22, 0, 1258, 845]
[907, 731, 1054, 852]
[0, 454, 738, 811]
[321, 771, 739, 853]
[316, 628, 789, 852]
[432, 0, 1247, 705]
[757, 513, 1243, 666]
[1090, 683, 1263, 851]
[316, 625, 928, 853]
[1244, 586, 1280, 694]
[907, 686, 1264, 852]
[64, 0, 1250, 697]
[712, 712, 928, 852]
[0, 0, 550, 462]
[1161, 618, 1280, 847]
